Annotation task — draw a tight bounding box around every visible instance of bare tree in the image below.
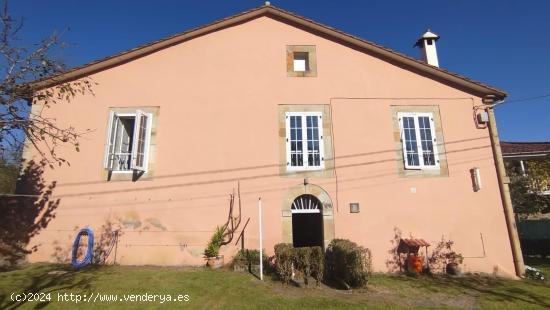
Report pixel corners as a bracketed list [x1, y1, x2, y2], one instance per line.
[220, 182, 243, 246]
[0, 0, 93, 167]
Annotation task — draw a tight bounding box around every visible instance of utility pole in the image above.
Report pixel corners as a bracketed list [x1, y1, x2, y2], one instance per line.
[485, 97, 525, 277]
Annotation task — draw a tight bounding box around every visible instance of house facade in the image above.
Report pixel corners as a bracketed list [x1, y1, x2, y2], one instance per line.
[23, 5, 522, 276]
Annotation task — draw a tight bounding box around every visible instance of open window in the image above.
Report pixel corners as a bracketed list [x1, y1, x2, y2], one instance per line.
[104, 110, 152, 172]
[285, 111, 325, 171]
[398, 112, 439, 170]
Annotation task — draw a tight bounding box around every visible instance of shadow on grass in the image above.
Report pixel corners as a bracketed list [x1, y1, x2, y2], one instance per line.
[0, 264, 96, 310]
[386, 272, 550, 308]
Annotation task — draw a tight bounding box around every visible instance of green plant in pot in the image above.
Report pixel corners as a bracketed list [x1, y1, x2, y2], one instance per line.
[445, 252, 464, 275]
[204, 226, 225, 268]
[428, 237, 464, 275]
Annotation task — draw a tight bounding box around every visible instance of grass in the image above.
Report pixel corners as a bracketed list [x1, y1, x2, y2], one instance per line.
[0, 259, 548, 309]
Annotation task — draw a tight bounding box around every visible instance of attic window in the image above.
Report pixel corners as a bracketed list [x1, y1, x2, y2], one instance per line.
[287, 45, 317, 77]
[293, 52, 309, 72]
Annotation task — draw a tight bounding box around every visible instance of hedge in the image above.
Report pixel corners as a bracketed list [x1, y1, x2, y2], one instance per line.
[274, 243, 324, 286]
[325, 239, 371, 288]
[274, 243, 295, 284]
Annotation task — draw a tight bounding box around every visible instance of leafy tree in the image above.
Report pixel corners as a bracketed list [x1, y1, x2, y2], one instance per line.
[0, 143, 21, 194]
[526, 159, 550, 193]
[0, 159, 17, 193]
[0, 0, 93, 168]
[0, 0, 92, 269]
[506, 159, 550, 216]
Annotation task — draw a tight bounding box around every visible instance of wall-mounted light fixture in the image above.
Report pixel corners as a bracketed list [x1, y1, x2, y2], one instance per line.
[471, 167, 482, 192]
[350, 203, 360, 213]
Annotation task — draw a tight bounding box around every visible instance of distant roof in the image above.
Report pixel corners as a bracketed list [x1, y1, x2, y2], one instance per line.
[26, 4, 507, 99]
[501, 142, 550, 158]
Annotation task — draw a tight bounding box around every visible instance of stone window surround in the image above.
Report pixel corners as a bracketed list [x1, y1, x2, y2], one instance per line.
[390, 105, 449, 178]
[286, 45, 317, 77]
[102, 106, 159, 182]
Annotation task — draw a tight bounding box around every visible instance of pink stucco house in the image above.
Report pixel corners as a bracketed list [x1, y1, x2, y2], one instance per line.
[23, 4, 524, 277]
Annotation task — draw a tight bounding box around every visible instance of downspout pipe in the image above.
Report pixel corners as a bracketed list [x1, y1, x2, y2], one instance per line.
[484, 96, 525, 277]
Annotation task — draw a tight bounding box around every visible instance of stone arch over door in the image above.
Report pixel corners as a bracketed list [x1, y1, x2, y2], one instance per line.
[282, 184, 334, 248]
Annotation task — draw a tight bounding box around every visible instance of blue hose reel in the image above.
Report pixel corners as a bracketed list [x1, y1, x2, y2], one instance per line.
[71, 227, 94, 269]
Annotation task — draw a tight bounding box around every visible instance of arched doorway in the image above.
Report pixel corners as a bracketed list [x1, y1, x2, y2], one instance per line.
[291, 194, 324, 248]
[281, 184, 334, 248]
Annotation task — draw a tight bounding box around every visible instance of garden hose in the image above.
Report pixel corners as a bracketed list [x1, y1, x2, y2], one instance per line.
[71, 227, 94, 269]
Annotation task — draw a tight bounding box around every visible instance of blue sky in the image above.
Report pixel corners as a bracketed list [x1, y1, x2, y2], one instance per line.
[10, 0, 550, 141]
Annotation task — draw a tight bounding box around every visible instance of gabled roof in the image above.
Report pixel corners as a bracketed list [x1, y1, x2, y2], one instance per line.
[27, 4, 507, 98]
[501, 142, 550, 158]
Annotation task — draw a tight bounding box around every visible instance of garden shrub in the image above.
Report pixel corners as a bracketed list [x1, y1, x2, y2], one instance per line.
[310, 246, 324, 285]
[428, 236, 463, 274]
[525, 265, 545, 281]
[325, 239, 370, 288]
[274, 244, 324, 286]
[294, 247, 311, 285]
[274, 243, 294, 284]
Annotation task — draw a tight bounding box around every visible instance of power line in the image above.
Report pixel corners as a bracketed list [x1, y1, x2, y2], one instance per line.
[504, 93, 550, 104]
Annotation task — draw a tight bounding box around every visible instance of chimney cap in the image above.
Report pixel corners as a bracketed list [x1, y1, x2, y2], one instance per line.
[414, 29, 440, 47]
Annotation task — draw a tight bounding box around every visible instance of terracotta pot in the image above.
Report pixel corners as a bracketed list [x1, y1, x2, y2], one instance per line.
[446, 262, 461, 275]
[206, 255, 224, 269]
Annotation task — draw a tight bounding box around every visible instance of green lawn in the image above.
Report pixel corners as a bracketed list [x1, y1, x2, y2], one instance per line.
[0, 260, 549, 309]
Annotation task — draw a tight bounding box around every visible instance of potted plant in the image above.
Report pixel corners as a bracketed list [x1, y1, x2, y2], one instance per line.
[204, 226, 225, 268]
[445, 252, 464, 275]
[428, 237, 464, 275]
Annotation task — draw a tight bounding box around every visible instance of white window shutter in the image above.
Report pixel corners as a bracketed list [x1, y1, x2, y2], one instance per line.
[285, 113, 291, 167]
[398, 114, 411, 169]
[131, 110, 150, 171]
[399, 113, 421, 170]
[104, 111, 116, 169]
[318, 114, 325, 164]
[428, 116, 440, 167]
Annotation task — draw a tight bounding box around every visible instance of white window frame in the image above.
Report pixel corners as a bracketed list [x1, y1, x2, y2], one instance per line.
[285, 111, 325, 171]
[398, 112, 440, 170]
[104, 110, 153, 173]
